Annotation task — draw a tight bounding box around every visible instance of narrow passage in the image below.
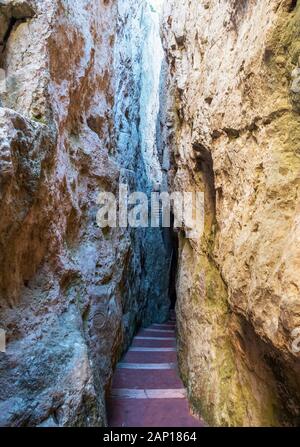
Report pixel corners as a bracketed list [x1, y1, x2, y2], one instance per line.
[108, 313, 204, 427]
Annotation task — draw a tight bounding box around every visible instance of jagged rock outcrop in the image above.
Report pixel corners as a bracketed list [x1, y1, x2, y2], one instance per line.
[0, 0, 170, 427]
[161, 0, 300, 427]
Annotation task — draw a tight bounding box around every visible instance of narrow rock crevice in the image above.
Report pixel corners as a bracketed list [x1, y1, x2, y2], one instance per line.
[1, 0, 300, 429]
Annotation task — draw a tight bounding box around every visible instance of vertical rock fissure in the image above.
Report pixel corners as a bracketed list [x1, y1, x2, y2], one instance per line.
[114, 0, 173, 331]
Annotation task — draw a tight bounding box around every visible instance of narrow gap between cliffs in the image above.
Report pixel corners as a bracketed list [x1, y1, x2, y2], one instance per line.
[105, 0, 197, 427]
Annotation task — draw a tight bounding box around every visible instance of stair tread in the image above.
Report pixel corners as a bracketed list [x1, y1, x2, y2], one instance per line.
[112, 369, 183, 389]
[107, 397, 204, 428]
[108, 318, 204, 428]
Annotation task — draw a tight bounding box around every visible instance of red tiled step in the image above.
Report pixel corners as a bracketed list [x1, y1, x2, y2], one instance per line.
[135, 336, 175, 340]
[132, 338, 176, 348]
[112, 369, 183, 389]
[123, 351, 177, 363]
[138, 329, 175, 338]
[107, 398, 204, 428]
[129, 347, 176, 352]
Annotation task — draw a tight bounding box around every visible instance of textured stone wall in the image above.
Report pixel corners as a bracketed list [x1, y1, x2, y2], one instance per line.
[161, 0, 300, 427]
[114, 0, 172, 329]
[0, 0, 170, 427]
[3, 0, 299, 429]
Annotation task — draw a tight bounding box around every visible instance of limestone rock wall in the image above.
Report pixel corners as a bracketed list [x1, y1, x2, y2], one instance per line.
[161, 0, 300, 427]
[0, 0, 121, 427]
[0, 0, 170, 427]
[114, 0, 171, 330]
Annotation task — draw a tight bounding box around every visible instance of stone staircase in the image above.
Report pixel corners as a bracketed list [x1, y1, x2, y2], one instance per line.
[107, 315, 204, 427]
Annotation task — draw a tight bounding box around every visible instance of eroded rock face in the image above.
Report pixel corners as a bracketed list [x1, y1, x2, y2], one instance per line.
[161, 0, 300, 427]
[0, 0, 170, 427]
[0, 0, 120, 427]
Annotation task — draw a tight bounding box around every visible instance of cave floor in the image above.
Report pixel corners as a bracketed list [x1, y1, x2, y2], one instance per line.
[107, 315, 204, 427]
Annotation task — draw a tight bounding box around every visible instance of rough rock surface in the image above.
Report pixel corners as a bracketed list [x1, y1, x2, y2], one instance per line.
[3, 0, 299, 429]
[114, 0, 172, 329]
[161, 0, 300, 427]
[0, 0, 170, 427]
